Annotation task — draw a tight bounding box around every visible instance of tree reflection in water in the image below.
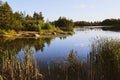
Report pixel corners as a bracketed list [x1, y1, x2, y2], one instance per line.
[0, 38, 120, 80]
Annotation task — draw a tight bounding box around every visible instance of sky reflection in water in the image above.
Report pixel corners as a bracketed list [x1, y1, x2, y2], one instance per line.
[17, 27, 120, 64]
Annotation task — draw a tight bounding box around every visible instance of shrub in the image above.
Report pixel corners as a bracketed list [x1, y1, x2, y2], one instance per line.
[42, 22, 56, 30]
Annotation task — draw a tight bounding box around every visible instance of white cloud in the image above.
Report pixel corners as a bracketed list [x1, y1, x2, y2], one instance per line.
[74, 4, 95, 9]
[74, 43, 86, 47]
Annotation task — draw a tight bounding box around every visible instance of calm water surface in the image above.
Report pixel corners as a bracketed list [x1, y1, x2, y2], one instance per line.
[17, 27, 120, 63]
[1, 26, 120, 80]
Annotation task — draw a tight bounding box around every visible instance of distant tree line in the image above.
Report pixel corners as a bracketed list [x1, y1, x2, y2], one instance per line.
[74, 21, 101, 26]
[101, 19, 120, 26]
[74, 19, 120, 27]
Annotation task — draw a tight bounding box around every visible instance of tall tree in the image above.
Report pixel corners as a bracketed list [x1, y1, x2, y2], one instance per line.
[54, 17, 74, 31]
[11, 12, 23, 31]
[33, 12, 44, 21]
[33, 12, 39, 20]
[39, 12, 44, 21]
[0, 2, 13, 29]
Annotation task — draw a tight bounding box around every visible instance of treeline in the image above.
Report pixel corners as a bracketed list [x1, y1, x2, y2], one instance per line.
[101, 19, 120, 26]
[74, 19, 120, 27]
[0, 1, 74, 31]
[0, 1, 120, 32]
[74, 21, 101, 26]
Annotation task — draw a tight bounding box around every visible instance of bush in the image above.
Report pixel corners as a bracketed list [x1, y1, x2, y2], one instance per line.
[54, 17, 74, 31]
[11, 20, 23, 31]
[42, 22, 56, 30]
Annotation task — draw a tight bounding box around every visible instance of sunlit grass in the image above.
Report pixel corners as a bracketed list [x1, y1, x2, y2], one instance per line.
[0, 30, 16, 35]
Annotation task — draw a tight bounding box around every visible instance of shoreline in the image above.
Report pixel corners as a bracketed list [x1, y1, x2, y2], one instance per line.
[0, 31, 74, 38]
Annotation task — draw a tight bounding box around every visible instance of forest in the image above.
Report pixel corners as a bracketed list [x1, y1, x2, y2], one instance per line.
[0, 1, 74, 33]
[0, 1, 120, 34]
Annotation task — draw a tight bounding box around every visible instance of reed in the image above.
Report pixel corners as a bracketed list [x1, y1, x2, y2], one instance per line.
[0, 47, 43, 80]
[91, 38, 120, 80]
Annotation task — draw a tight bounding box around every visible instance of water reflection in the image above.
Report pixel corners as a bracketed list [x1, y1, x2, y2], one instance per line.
[40, 38, 120, 80]
[0, 37, 54, 53]
[0, 27, 120, 80]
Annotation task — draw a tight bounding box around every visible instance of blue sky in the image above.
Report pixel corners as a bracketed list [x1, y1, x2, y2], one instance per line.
[2, 0, 120, 21]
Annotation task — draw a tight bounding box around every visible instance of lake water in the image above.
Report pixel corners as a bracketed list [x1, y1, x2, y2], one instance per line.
[17, 26, 120, 63]
[1, 26, 120, 80]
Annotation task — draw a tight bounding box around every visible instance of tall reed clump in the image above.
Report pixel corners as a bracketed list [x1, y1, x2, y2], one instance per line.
[49, 50, 89, 80]
[0, 47, 43, 80]
[91, 38, 120, 80]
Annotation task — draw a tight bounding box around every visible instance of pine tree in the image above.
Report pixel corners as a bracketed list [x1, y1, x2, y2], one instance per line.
[0, 2, 13, 30]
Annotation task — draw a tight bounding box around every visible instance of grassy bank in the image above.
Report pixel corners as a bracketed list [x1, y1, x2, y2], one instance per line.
[0, 30, 74, 38]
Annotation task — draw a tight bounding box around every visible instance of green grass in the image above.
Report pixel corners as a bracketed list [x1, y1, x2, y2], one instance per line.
[0, 30, 16, 35]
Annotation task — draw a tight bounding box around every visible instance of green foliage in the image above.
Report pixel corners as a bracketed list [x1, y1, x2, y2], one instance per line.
[1, 1, 120, 32]
[0, 1, 73, 33]
[54, 17, 74, 31]
[42, 22, 56, 30]
[33, 12, 44, 21]
[74, 21, 101, 26]
[0, 1, 74, 34]
[102, 24, 120, 31]
[0, 29, 16, 35]
[0, 2, 24, 31]
[0, 1, 46, 31]
[11, 20, 23, 31]
[0, 29, 6, 34]
[6, 30, 16, 35]
[101, 19, 120, 26]
[11, 12, 23, 31]
[38, 20, 44, 31]
[0, 2, 13, 30]
[24, 20, 44, 31]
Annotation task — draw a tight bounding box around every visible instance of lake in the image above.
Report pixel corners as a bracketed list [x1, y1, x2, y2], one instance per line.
[0, 26, 120, 80]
